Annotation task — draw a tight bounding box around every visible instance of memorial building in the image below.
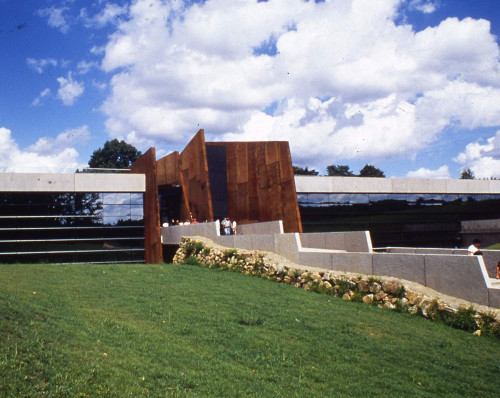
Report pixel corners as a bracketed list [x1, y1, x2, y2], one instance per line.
[1, 129, 500, 264]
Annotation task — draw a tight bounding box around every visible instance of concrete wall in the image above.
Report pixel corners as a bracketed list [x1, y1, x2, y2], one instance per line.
[294, 175, 500, 194]
[0, 173, 146, 192]
[299, 231, 372, 253]
[162, 222, 220, 244]
[238, 220, 283, 235]
[379, 247, 500, 279]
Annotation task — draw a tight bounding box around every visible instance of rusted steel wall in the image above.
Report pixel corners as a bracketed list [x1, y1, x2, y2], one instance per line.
[130, 148, 162, 264]
[206, 141, 302, 233]
[178, 130, 214, 223]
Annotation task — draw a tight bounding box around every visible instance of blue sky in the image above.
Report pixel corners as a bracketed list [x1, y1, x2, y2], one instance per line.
[1, 0, 500, 178]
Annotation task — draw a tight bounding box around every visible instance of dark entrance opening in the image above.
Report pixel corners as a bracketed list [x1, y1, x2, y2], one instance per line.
[206, 145, 228, 220]
[158, 185, 182, 225]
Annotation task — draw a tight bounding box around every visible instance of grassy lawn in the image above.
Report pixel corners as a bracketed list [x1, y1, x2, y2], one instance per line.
[1, 263, 499, 397]
[486, 243, 500, 250]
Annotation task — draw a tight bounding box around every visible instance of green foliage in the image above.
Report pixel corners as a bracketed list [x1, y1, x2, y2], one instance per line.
[446, 306, 478, 332]
[358, 164, 385, 177]
[460, 168, 475, 180]
[88, 139, 142, 169]
[184, 241, 205, 257]
[184, 256, 201, 266]
[293, 165, 319, 175]
[326, 164, 354, 176]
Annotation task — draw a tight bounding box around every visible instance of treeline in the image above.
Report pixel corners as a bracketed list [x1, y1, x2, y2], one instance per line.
[293, 164, 385, 177]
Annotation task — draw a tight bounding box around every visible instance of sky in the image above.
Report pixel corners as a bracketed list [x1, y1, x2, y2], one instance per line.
[1, 0, 500, 178]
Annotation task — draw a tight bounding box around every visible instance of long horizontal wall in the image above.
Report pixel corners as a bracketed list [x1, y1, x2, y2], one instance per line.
[295, 176, 500, 194]
[0, 173, 146, 192]
[162, 223, 499, 308]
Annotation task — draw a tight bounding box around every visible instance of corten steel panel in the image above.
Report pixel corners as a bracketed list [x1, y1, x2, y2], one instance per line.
[206, 141, 302, 233]
[130, 148, 162, 264]
[156, 151, 180, 186]
[156, 151, 192, 222]
[179, 130, 214, 222]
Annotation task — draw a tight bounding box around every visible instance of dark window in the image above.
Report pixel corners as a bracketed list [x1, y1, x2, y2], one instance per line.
[299, 193, 500, 248]
[0, 192, 144, 264]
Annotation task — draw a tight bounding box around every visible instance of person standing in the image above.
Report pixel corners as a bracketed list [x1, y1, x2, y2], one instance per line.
[467, 239, 483, 256]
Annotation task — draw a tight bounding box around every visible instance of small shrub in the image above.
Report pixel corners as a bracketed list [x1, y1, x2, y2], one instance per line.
[184, 241, 205, 257]
[184, 256, 201, 266]
[446, 306, 478, 332]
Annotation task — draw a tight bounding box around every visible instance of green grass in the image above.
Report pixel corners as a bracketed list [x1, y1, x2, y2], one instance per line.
[1, 263, 499, 397]
[486, 243, 500, 250]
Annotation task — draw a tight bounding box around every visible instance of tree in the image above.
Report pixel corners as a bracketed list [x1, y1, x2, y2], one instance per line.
[88, 139, 142, 169]
[460, 168, 475, 180]
[326, 165, 354, 176]
[293, 165, 319, 175]
[358, 164, 385, 178]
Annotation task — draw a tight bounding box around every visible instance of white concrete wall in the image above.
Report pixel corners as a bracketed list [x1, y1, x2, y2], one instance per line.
[295, 176, 500, 194]
[0, 173, 145, 192]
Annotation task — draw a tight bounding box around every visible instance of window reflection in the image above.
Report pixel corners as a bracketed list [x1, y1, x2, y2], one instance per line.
[0, 192, 145, 263]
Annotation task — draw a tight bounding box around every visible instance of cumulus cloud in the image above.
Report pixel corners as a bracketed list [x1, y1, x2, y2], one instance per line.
[408, 0, 438, 14]
[97, 0, 500, 167]
[0, 127, 88, 173]
[454, 130, 500, 178]
[406, 165, 450, 179]
[26, 126, 91, 155]
[76, 60, 99, 74]
[57, 73, 84, 105]
[26, 58, 58, 74]
[80, 3, 128, 29]
[37, 6, 71, 33]
[32, 88, 51, 106]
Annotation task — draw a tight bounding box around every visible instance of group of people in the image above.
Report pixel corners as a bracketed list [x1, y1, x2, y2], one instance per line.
[467, 238, 500, 280]
[220, 217, 237, 235]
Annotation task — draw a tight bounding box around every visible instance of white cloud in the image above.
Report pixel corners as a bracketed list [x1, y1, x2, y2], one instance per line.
[32, 88, 51, 106]
[77, 60, 99, 74]
[454, 130, 500, 179]
[37, 6, 71, 33]
[80, 3, 128, 29]
[406, 165, 450, 179]
[408, 0, 438, 14]
[0, 127, 87, 173]
[26, 58, 58, 74]
[57, 73, 84, 106]
[98, 0, 500, 167]
[26, 126, 91, 155]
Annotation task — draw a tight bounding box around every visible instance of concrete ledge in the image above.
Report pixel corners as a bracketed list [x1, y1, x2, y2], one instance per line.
[373, 253, 426, 286]
[425, 255, 489, 306]
[161, 222, 219, 245]
[0, 173, 146, 192]
[275, 233, 300, 264]
[0, 173, 75, 192]
[238, 221, 283, 235]
[331, 252, 373, 274]
[75, 173, 145, 192]
[299, 231, 371, 253]
[488, 288, 500, 309]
